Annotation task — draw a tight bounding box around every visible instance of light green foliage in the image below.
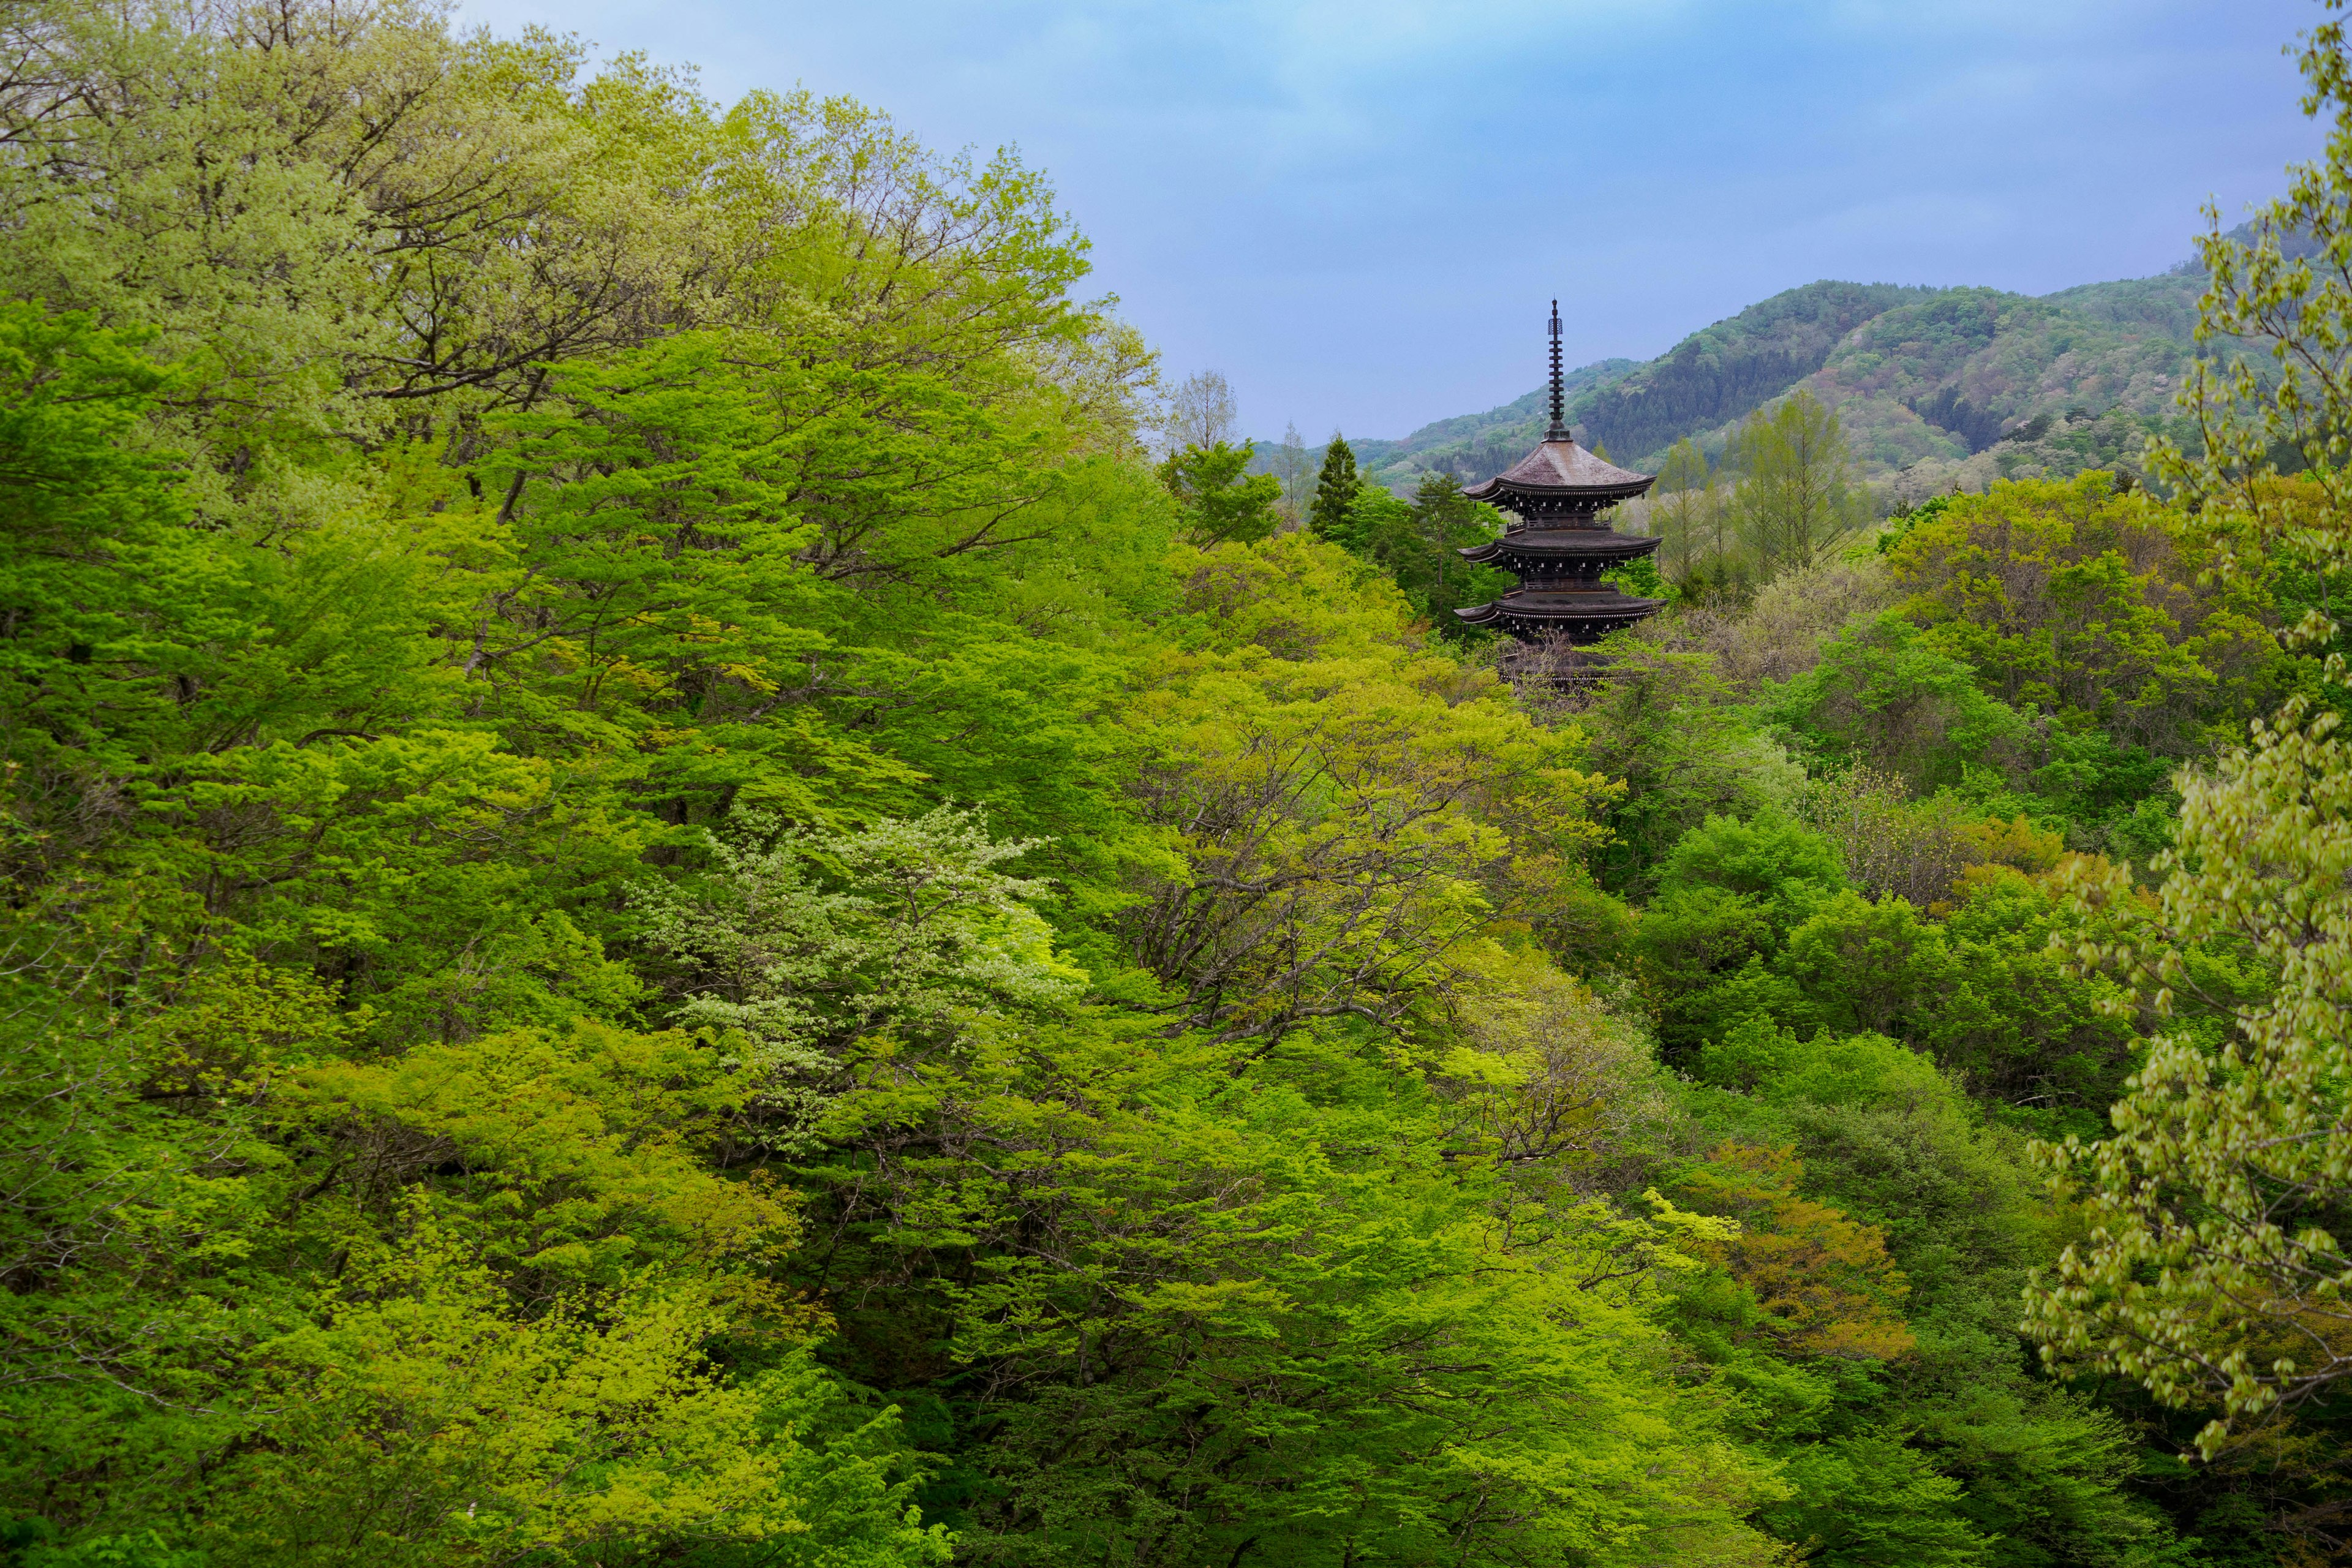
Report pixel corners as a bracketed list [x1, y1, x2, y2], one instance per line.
[631, 808, 1082, 1149]
[1653, 439, 1723, 586]
[1728, 389, 1871, 574]
[1887, 472, 2282, 754]
[0, 5, 1129, 1553]
[0, 921, 945, 1563]
[1156, 442, 1283, 545]
[0, 17, 1790, 1553]
[0, 1, 710, 524]
[2022, 0, 2352, 1476]
[2029, 709, 2352, 1451]
[0, 0, 2283, 1559]
[1118, 532, 1613, 1043]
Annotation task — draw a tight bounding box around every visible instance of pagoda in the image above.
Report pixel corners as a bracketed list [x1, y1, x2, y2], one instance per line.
[1453, 302, 1665, 642]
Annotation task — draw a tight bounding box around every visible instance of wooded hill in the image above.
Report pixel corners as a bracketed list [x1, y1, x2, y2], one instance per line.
[1342, 249, 2247, 494]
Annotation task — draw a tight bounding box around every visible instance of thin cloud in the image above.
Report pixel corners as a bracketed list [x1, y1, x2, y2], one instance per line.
[457, 0, 2323, 437]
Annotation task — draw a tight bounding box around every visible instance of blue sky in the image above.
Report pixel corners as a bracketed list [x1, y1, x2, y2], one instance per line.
[458, 0, 2326, 440]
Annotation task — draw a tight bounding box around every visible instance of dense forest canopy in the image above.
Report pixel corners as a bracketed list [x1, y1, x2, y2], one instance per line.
[10, 2, 2352, 1566]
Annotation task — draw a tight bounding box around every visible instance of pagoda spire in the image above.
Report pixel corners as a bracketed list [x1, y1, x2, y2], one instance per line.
[1450, 299, 1665, 643]
[1546, 300, 1567, 440]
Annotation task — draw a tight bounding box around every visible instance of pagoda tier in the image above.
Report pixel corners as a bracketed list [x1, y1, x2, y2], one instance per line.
[1454, 513, 1664, 639]
[1451, 302, 1666, 644]
[1460, 435, 1654, 518]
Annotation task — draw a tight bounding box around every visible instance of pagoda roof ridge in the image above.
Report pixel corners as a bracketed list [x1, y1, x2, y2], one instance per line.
[1461, 435, 1653, 502]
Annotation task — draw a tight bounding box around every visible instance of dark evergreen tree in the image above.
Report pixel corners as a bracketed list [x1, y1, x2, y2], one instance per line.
[1308, 432, 1361, 540]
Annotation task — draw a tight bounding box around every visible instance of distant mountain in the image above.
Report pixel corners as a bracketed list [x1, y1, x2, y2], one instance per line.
[1306, 238, 2256, 494]
[1345, 356, 1642, 484]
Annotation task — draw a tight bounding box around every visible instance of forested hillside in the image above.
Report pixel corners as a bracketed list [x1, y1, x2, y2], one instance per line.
[1341, 241, 2253, 499]
[9, 3, 2352, 1567]
[1347, 354, 1643, 488]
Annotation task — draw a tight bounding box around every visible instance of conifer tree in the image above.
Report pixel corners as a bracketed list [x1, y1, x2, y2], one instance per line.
[1309, 432, 1361, 540]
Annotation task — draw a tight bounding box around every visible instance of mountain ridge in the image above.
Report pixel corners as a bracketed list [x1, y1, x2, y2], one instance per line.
[1282, 239, 2253, 497]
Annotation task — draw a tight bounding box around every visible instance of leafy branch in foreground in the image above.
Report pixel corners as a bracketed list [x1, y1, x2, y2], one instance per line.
[2027, 0, 2352, 1476]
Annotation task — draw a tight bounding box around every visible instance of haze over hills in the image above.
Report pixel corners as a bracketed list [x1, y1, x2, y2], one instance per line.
[1309, 237, 2269, 500]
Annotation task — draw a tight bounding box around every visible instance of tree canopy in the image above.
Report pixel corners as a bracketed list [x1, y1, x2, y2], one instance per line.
[4, 1, 2350, 1565]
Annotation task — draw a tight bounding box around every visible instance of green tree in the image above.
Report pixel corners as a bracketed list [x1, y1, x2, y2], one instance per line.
[1732, 389, 1868, 577]
[1275, 418, 1311, 525]
[1887, 471, 2280, 755]
[1330, 470, 1514, 629]
[1555, 647, 1807, 891]
[1308, 431, 1362, 540]
[0, 1, 2233, 1559]
[1652, 437, 1714, 579]
[1157, 440, 1283, 545]
[1763, 615, 2036, 792]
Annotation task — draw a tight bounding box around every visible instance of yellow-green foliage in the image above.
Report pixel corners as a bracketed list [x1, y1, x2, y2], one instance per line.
[1887, 471, 2281, 752]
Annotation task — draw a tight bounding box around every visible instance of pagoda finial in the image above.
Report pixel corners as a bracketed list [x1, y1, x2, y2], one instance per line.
[1546, 300, 1567, 441]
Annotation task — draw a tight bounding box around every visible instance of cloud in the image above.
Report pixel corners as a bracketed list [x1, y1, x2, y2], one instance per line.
[456, 0, 2323, 437]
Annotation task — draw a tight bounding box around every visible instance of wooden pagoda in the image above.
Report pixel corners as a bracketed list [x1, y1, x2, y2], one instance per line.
[1452, 302, 1665, 642]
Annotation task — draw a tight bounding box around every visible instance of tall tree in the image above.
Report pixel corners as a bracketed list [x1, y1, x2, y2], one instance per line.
[1275, 418, 1311, 527]
[1732, 390, 1866, 577]
[1158, 440, 1282, 545]
[1164, 368, 1237, 451]
[1310, 432, 1362, 540]
[1652, 437, 1712, 578]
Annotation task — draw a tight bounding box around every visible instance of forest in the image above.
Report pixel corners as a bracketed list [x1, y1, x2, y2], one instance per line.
[7, 2, 2352, 1566]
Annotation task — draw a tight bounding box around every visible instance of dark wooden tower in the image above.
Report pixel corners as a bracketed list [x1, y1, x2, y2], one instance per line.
[1452, 302, 1665, 642]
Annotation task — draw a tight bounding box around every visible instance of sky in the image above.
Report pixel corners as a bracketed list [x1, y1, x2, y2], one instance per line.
[456, 0, 2329, 441]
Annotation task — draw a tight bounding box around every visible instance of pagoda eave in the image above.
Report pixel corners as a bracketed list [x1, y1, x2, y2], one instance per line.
[1459, 532, 1662, 567]
[1454, 592, 1667, 641]
[1461, 476, 1655, 507]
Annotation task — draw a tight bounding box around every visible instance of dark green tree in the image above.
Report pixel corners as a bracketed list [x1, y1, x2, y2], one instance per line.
[1308, 432, 1361, 540]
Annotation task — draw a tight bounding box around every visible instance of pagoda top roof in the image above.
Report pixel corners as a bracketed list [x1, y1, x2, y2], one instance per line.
[1461, 437, 1654, 503]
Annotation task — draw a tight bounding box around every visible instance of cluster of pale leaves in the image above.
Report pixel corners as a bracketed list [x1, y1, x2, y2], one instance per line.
[631, 808, 1082, 1148]
[2029, 703, 2352, 1453]
[2024, 6, 2352, 1452]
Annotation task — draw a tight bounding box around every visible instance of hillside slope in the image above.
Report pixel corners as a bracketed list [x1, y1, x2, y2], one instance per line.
[1348, 355, 1640, 483]
[1337, 252, 2227, 493]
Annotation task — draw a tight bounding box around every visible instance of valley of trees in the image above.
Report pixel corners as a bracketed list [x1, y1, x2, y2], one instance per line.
[11, 2, 2352, 1566]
